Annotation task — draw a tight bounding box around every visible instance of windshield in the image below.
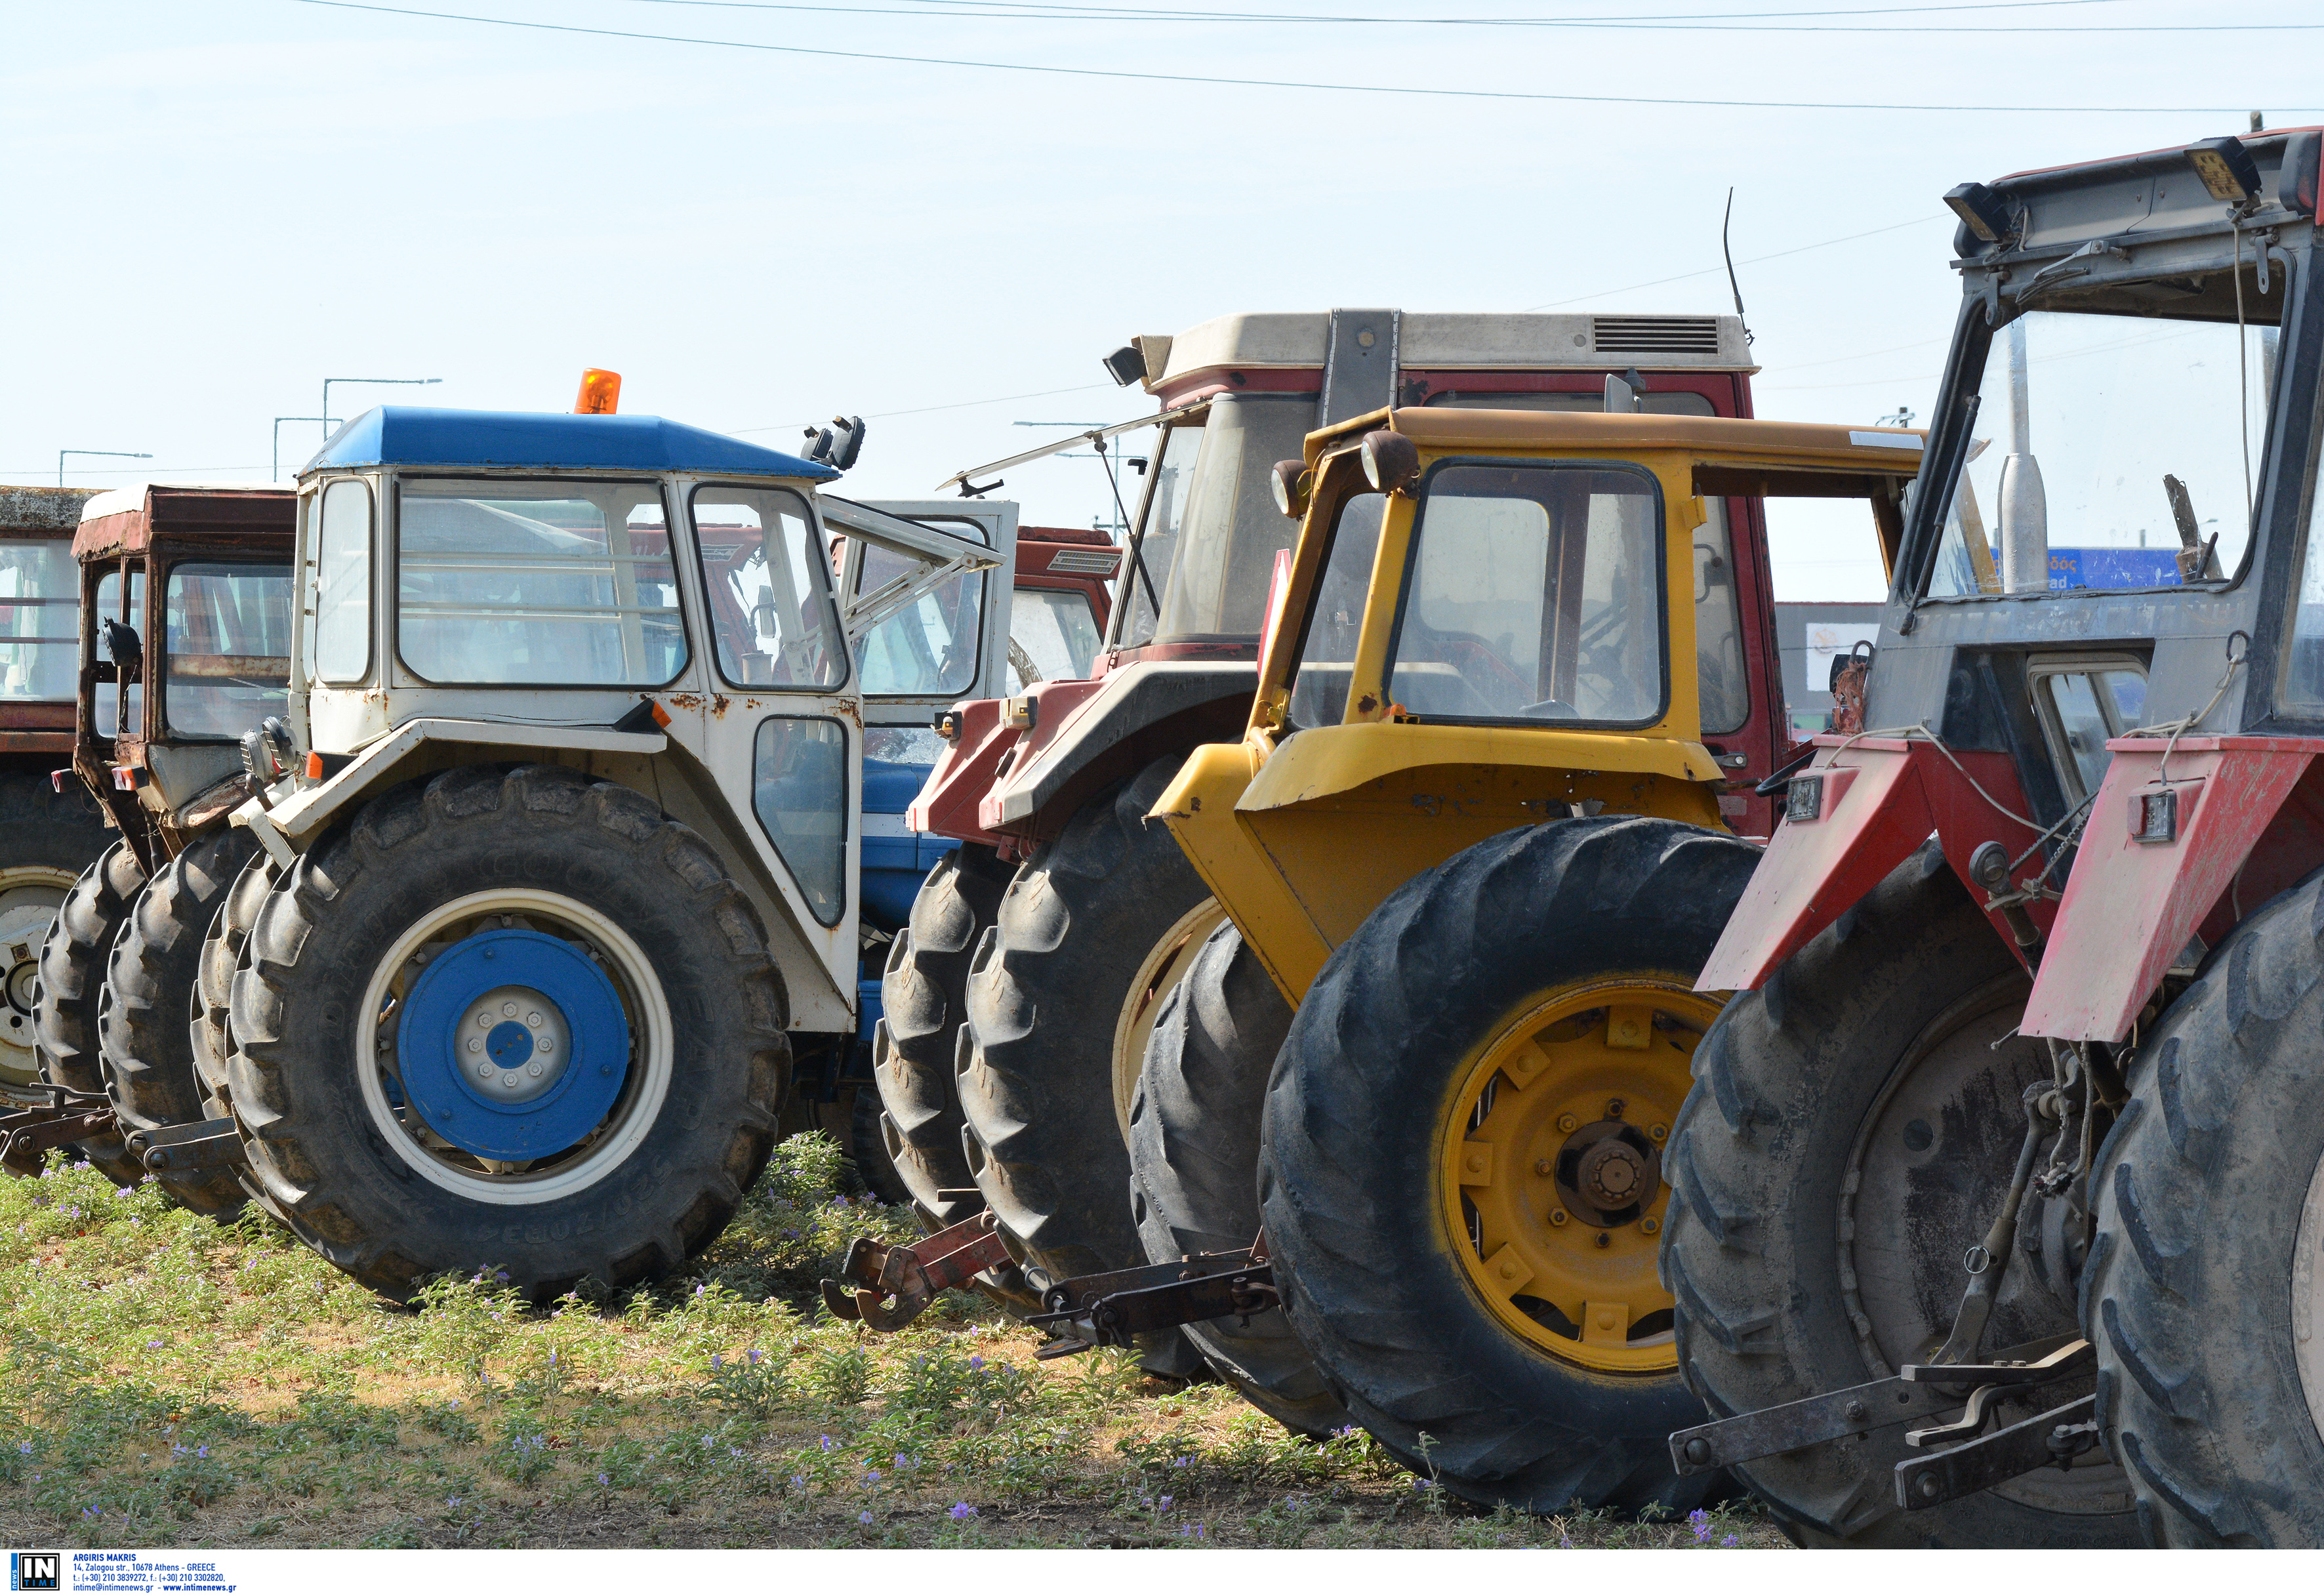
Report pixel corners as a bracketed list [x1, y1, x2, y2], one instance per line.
[1386, 463, 1664, 725]
[854, 545, 983, 697]
[0, 541, 77, 702]
[1926, 302, 2278, 598]
[1117, 396, 1317, 649]
[1006, 586, 1103, 693]
[94, 568, 146, 738]
[398, 480, 687, 685]
[165, 562, 292, 740]
[1285, 490, 1386, 728]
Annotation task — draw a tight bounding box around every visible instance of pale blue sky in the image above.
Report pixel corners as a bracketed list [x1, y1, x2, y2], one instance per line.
[7, 1, 2318, 598]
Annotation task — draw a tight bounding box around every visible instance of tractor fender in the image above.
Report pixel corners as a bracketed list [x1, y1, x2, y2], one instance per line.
[1149, 738, 1324, 1006]
[1696, 735, 2049, 994]
[977, 659, 1256, 842]
[2022, 736, 2324, 1044]
[906, 696, 1014, 846]
[231, 715, 853, 1033]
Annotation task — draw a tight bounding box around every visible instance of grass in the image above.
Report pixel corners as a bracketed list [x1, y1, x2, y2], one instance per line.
[0, 1132, 1784, 1549]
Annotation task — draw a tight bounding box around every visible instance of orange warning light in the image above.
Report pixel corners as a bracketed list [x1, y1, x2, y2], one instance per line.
[574, 369, 622, 415]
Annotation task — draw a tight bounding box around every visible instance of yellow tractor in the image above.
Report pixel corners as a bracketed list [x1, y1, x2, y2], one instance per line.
[1130, 403, 1920, 1509]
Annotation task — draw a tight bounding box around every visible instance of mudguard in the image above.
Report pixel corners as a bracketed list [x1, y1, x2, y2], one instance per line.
[2020, 736, 2324, 1043]
[1695, 735, 2049, 994]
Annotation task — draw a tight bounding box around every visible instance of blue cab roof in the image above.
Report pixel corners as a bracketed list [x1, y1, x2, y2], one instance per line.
[301, 407, 840, 481]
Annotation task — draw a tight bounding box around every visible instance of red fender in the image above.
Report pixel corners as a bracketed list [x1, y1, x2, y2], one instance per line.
[2021, 737, 2324, 1043]
[1697, 735, 2050, 993]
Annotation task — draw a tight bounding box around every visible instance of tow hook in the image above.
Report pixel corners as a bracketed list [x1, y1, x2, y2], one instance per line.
[821, 1211, 1013, 1331]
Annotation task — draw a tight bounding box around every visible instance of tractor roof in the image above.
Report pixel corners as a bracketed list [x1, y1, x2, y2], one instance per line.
[302, 407, 840, 483]
[1139, 312, 1755, 392]
[74, 483, 295, 562]
[0, 485, 101, 538]
[1313, 407, 1924, 483]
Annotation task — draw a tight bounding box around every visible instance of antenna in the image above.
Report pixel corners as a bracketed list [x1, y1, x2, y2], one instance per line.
[1722, 188, 1753, 345]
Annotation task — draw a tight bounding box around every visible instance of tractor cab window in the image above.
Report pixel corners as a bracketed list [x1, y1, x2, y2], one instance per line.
[695, 485, 846, 691]
[0, 542, 77, 703]
[2028, 655, 2147, 802]
[1285, 491, 1386, 728]
[1005, 587, 1103, 693]
[164, 562, 293, 740]
[853, 544, 983, 697]
[1114, 419, 1195, 649]
[1119, 396, 1318, 649]
[310, 478, 372, 684]
[93, 567, 146, 739]
[1926, 301, 2279, 600]
[1387, 464, 1664, 726]
[398, 480, 686, 686]
[1694, 498, 1749, 736]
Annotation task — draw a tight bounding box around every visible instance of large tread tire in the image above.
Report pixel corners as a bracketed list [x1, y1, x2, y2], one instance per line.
[0, 772, 112, 884]
[844, 1084, 913, 1208]
[1663, 840, 2139, 1547]
[192, 851, 276, 1120]
[1130, 920, 1350, 1435]
[960, 756, 1207, 1375]
[0, 772, 112, 1101]
[874, 844, 1011, 1224]
[98, 826, 257, 1217]
[226, 765, 787, 1302]
[2087, 863, 2324, 1547]
[34, 841, 148, 1186]
[1261, 816, 1759, 1513]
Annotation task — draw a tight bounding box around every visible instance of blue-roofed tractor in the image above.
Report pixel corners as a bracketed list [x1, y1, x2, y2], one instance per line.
[203, 405, 1022, 1299]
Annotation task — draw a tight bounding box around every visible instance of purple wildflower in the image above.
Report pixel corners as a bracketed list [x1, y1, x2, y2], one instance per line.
[950, 1502, 977, 1521]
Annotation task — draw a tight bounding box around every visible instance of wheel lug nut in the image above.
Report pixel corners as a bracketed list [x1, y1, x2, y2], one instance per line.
[1534, 1158, 1553, 1176]
[528, 1012, 544, 1027]
[502, 1002, 517, 1017]
[1650, 1123, 1668, 1142]
[1606, 1098, 1625, 1119]
[1557, 1113, 1578, 1134]
[1595, 1232, 1611, 1248]
[502, 1074, 518, 1088]
[467, 1038, 481, 1054]
[1549, 1209, 1568, 1227]
[1642, 1217, 1660, 1235]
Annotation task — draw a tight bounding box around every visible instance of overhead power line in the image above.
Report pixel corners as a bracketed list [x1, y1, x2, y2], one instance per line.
[287, 1, 2321, 115]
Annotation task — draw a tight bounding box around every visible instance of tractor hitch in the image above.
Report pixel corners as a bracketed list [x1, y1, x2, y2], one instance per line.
[821, 1212, 1013, 1331]
[1025, 1246, 1276, 1360]
[1894, 1393, 2099, 1510]
[1669, 1333, 2090, 1479]
[0, 1099, 119, 1179]
[123, 1116, 245, 1174]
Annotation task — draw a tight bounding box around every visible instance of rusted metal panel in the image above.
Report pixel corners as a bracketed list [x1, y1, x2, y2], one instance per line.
[2020, 736, 2324, 1042]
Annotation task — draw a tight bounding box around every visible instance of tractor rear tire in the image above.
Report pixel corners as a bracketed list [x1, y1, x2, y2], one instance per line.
[35, 841, 148, 1186]
[2085, 863, 2324, 1546]
[98, 826, 256, 1218]
[227, 765, 787, 1301]
[844, 1083, 913, 1208]
[875, 844, 1011, 1224]
[0, 772, 110, 1103]
[1661, 840, 2138, 1547]
[1130, 920, 1350, 1435]
[1261, 817, 1757, 1513]
[960, 756, 1212, 1376]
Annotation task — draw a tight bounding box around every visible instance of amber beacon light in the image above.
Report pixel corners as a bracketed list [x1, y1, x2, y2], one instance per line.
[573, 369, 623, 415]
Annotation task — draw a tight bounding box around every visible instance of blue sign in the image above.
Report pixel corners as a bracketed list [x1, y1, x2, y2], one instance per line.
[2047, 547, 2183, 591]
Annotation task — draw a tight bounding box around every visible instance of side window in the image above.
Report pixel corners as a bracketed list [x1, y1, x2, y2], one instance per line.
[93, 567, 147, 738]
[1286, 491, 1387, 728]
[1004, 586, 1103, 694]
[0, 541, 78, 702]
[398, 480, 684, 686]
[695, 485, 846, 690]
[165, 562, 293, 739]
[1694, 499, 1750, 736]
[1387, 464, 1663, 726]
[855, 547, 984, 697]
[314, 478, 372, 683]
[2029, 657, 2147, 802]
[753, 717, 847, 926]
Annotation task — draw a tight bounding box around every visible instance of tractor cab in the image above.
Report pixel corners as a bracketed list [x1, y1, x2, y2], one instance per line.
[70, 483, 296, 870]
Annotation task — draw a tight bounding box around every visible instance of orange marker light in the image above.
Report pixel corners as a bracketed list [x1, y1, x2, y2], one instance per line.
[305, 751, 325, 780]
[575, 369, 623, 415]
[649, 700, 672, 729]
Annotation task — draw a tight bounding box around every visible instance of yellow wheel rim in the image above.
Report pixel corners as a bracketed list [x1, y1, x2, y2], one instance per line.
[1437, 975, 1724, 1374]
[1110, 896, 1228, 1143]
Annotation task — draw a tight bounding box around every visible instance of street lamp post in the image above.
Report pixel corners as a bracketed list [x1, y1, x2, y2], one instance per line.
[58, 449, 152, 487]
[274, 417, 339, 483]
[321, 377, 441, 443]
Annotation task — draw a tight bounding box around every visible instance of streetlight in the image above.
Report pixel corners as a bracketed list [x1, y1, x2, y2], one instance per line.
[58, 449, 152, 487]
[274, 417, 339, 483]
[321, 377, 441, 443]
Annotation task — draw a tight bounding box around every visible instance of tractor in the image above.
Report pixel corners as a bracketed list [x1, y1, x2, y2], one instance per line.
[876, 309, 1764, 1355]
[1661, 125, 2324, 1547]
[117, 401, 1041, 1298]
[831, 399, 1921, 1518]
[0, 486, 113, 1122]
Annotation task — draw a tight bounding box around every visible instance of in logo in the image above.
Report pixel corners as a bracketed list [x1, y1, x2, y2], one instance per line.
[10, 1553, 60, 1593]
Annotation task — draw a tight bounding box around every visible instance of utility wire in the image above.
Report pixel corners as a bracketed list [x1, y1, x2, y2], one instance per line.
[1522, 215, 1943, 311]
[288, 1, 2319, 114]
[731, 382, 1114, 435]
[867, 0, 2135, 18]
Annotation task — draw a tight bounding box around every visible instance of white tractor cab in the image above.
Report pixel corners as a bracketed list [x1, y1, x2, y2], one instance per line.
[220, 407, 1023, 1298]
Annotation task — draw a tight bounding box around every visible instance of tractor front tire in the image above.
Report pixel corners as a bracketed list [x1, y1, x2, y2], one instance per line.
[98, 826, 257, 1217]
[1261, 817, 1757, 1513]
[228, 765, 786, 1301]
[35, 841, 148, 1185]
[0, 771, 110, 1102]
[1662, 840, 2138, 1547]
[1131, 920, 1349, 1435]
[2087, 863, 2324, 1546]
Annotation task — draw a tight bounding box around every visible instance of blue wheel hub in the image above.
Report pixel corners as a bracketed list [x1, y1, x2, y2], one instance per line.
[395, 928, 631, 1162]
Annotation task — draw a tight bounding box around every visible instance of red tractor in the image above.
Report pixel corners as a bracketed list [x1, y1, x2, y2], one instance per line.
[1662, 125, 2324, 1546]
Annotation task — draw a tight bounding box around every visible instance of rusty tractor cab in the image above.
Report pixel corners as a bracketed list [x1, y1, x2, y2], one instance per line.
[790, 516, 1116, 1200]
[1663, 127, 2324, 1546]
[0, 486, 110, 1132]
[878, 309, 1761, 1342]
[7, 483, 297, 1198]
